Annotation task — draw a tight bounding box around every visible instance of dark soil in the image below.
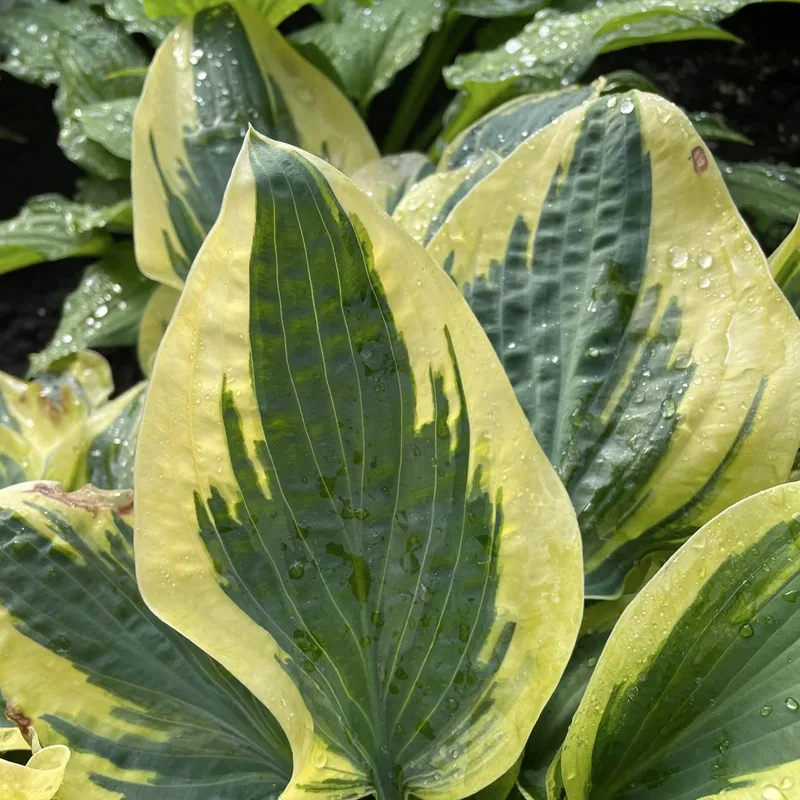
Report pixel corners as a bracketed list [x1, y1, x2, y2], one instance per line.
[1, 2, 798, 392]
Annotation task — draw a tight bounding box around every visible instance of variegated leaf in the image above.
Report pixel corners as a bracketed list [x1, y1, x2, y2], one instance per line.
[135, 132, 583, 800]
[770, 216, 800, 317]
[0, 483, 292, 799]
[0, 353, 113, 491]
[136, 285, 181, 376]
[132, 1, 378, 289]
[562, 481, 800, 799]
[401, 91, 800, 597]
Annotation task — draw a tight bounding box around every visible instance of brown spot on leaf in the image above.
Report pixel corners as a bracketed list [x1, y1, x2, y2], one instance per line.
[27, 483, 134, 518]
[5, 700, 32, 737]
[692, 146, 708, 174]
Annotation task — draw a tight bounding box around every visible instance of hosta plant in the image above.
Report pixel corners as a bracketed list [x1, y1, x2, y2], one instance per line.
[3, 82, 800, 800]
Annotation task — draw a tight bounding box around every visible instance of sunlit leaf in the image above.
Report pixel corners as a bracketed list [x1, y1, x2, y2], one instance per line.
[136, 284, 181, 375]
[133, 1, 378, 288]
[0, 482, 293, 799]
[562, 481, 800, 799]
[400, 91, 800, 597]
[135, 132, 583, 800]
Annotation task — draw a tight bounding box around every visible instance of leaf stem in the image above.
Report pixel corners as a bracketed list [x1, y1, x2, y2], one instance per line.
[382, 14, 474, 154]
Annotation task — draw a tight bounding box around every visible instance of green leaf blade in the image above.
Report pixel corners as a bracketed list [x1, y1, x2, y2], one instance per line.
[135, 134, 583, 800]
[563, 481, 800, 799]
[0, 483, 293, 799]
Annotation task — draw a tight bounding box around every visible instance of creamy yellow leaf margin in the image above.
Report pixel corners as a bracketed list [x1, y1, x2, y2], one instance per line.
[562, 481, 800, 800]
[133, 0, 378, 289]
[0, 482, 292, 799]
[0, 745, 70, 800]
[135, 131, 583, 800]
[411, 90, 800, 597]
[137, 284, 180, 375]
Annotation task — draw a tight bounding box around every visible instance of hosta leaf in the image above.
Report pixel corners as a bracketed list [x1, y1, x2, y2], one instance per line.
[519, 558, 663, 799]
[144, 0, 310, 21]
[0, 352, 112, 490]
[442, 0, 773, 138]
[397, 84, 599, 245]
[770, 216, 800, 316]
[29, 244, 156, 376]
[53, 7, 147, 179]
[453, 1, 547, 18]
[0, 0, 98, 87]
[722, 161, 800, 235]
[687, 110, 753, 145]
[133, 1, 378, 289]
[405, 91, 800, 597]
[136, 284, 181, 375]
[78, 97, 138, 161]
[292, 0, 448, 109]
[0, 744, 70, 800]
[562, 481, 800, 799]
[0, 195, 129, 276]
[135, 132, 583, 800]
[0, 482, 293, 799]
[88, 0, 176, 43]
[352, 153, 434, 214]
[84, 382, 146, 490]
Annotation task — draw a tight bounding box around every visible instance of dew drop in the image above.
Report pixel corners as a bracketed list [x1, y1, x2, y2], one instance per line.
[783, 589, 800, 603]
[697, 252, 713, 269]
[762, 787, 784, 800]
[619, 98, 634, 115]
[760, 705, 773, 716]
[668, 246, 688, 269]
[785, 697, 798, 711]
[660, 396, 676, 419]
[739, 623, 754, 638]
[698, 276, 711, 289]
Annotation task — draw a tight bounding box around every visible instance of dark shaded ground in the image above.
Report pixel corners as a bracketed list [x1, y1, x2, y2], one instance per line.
[1, 2, 798, 391]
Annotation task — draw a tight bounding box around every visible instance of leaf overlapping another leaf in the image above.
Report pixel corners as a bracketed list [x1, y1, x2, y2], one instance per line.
[135, 132, 583, 800]
[399, 91, 800, 597]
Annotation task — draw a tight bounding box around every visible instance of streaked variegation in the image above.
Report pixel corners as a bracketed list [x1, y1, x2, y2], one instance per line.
[0, 482, 292, 799]
[400, 90, 800, 598]
[770, 215, 800, 316]
[395, 84, 600, 247]
[133, 1, 378, 289]
[135, 131, 583, 800]
[562, 481, 800, 799]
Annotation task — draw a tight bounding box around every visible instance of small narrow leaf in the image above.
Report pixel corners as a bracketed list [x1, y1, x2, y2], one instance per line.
[687, 110, 753, 144]
[137, 284, 181, 375]
[292, 0, 448, 108]
[0, 195, 128, 277]
[144, 0, 316, 23]
[135, 132, 583, 800]
[133, 1, 378, 288]
[29, 244, 156, 376]
[721, 160, 800, 230]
